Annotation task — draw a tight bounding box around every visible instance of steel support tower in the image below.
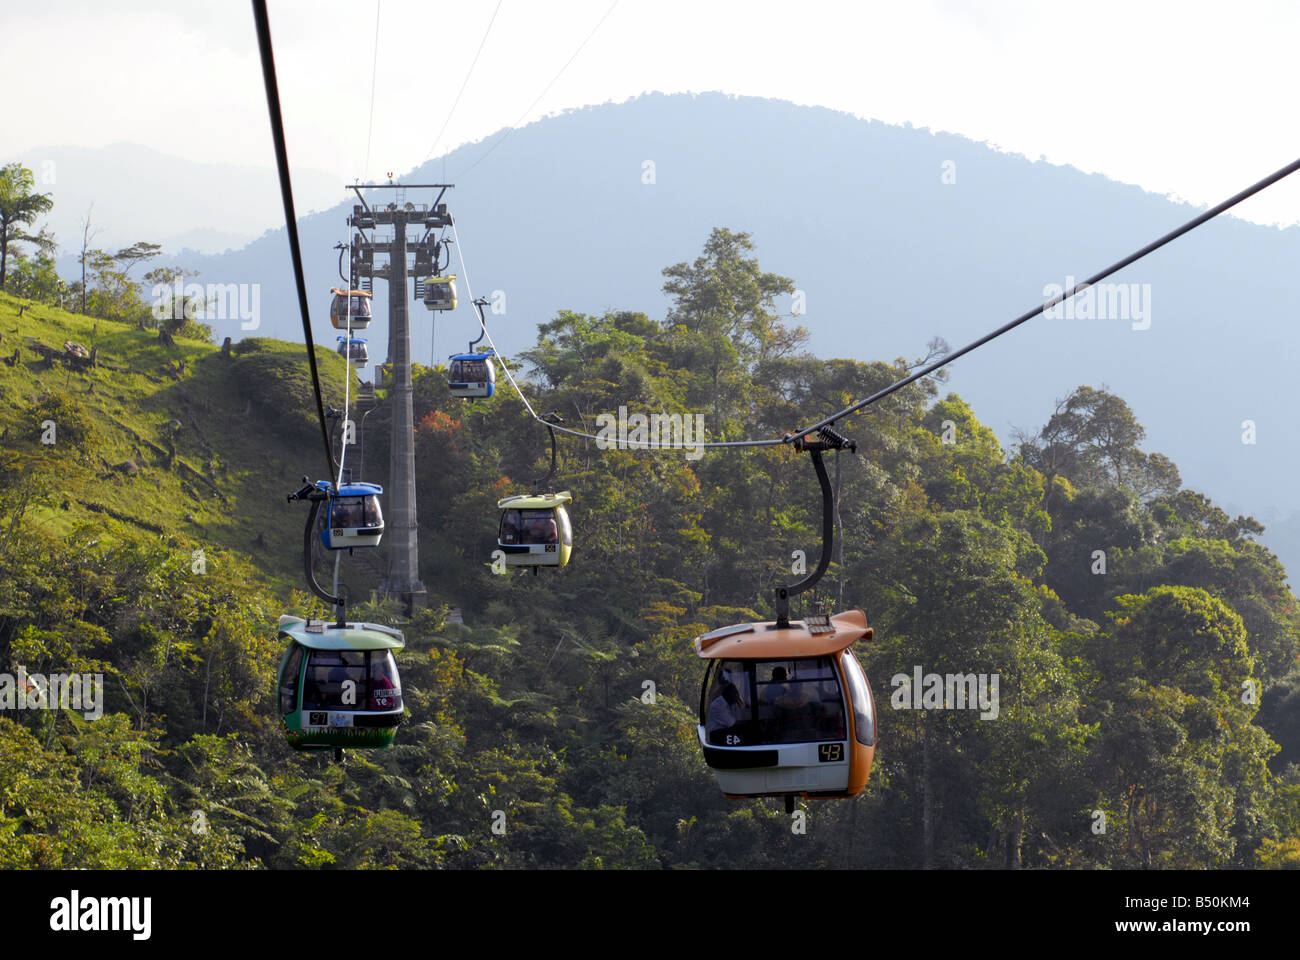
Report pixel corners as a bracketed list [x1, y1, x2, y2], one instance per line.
[347, 183, 453, 615]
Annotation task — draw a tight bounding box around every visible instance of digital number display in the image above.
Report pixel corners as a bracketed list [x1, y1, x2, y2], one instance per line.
[818, 743, 843, 762]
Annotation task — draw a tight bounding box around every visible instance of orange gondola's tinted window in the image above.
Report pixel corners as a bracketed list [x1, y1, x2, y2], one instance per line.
[703, 657, 846, 746]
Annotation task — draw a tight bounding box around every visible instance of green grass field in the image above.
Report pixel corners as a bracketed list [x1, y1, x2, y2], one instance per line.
[0, 290, 364, 596]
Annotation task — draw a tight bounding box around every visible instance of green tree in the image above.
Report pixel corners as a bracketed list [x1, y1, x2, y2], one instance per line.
[7, 250, 65, 305]
[0, 163, 54, 290]
[661, 227, 802, 427]
[1019, 386, 1179, 501]
[1085, 586, 1276, 867]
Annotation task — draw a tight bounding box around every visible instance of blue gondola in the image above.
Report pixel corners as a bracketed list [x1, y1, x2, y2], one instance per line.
[336, 336, 369, 366]
[448, 349, 496, 398]
[315, 480, 384, 550]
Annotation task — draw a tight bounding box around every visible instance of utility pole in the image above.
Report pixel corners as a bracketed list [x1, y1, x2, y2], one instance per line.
[347, 182, 453, 615]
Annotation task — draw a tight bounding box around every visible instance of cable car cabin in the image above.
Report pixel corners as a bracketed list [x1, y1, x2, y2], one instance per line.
[422, 275, 457, 311]
[276, 615, 404, 751]
[448, 350, 496, 398]
[329, 288, 372, 330]
[336, 336, 369, 366]
[316, 480, 384, 549]
[496, 492, 572, 568]
[695, 609, 876, 804]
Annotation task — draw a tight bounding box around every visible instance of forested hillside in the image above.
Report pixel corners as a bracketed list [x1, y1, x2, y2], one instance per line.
[1, 229, 1298, 869]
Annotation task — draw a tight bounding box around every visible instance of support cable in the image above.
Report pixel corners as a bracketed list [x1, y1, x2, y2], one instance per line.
[253, 0, 337, 478]
[457, 157, 1300, 452]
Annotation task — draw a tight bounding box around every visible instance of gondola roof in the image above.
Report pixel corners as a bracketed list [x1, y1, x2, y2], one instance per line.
[694, 608, 870, 659]
[277, 615, 404, 651]
[449, 348, 495, 361]
[326, 480, 383, 497]
[497, 491, 572, 510]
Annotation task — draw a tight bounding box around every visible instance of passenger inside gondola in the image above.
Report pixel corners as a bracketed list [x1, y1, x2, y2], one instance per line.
[704, 665, 755, 745]
[450, 358, 485, 382]
[303, 652, 365, 709]
[368, 652, 400, 710]
[500, 508, 561, 545]
[706, 657, 843, 745]
[300, 650, 399, 711]
[707, 682, 745, 740]
[810, 680, 847, 738]
[329, 495, 379, 529]
[529, 515, 558, 544]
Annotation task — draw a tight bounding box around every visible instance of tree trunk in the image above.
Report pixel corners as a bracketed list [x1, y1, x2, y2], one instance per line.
[922, 714, 934, 869]
[1006, 815, 1023, 868]
[202, 655, 211, 732]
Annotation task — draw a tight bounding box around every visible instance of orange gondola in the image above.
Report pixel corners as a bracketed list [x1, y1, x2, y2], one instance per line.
[329, 288, 372, 330]
[695, 609, 875, 805]
[692, 427, 874, 812]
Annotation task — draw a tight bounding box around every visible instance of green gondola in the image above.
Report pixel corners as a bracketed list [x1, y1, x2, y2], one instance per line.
[276, 615, 405, 751]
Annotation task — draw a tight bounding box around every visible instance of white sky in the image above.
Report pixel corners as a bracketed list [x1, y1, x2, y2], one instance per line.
[2, 0, 1299, 227]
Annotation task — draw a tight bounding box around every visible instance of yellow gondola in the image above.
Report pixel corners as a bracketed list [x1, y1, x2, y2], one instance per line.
[497, 491, 573, 568]
[423, 275, 457, 311]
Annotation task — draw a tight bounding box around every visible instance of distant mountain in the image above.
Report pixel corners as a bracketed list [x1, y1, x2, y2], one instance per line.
[148, 92, 1300, 574]
[4, 142, 339, 257]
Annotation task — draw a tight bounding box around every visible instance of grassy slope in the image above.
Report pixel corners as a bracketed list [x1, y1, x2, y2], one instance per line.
[0, 290, 359, 597]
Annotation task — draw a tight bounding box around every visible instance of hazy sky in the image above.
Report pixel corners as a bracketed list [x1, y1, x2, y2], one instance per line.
[3, 0, 1299, 227]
